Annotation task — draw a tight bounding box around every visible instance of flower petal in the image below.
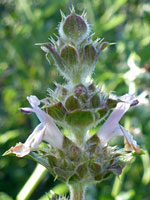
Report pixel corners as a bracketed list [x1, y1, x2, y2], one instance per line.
[10, 143, 29, 157]
[24, 123, 45, 148]
[44, 117, 63, 149]
[27, 95, 47, 123]
[97, 122, 122, 146]
[10, 123, 45, 157]
[120, 126, 140, 153]
[119, 93, 139, 107]
[97, 101, 140, 152]
[119, 93, 134, 102]
[27, 95, 40, 107]
[24, 95, 63, 149]
[97, 102, 130, 145]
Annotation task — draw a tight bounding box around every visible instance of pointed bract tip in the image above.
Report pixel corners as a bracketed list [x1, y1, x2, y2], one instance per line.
[35, 42, 50, 46]
[41, 46, 50, 53]
[60, 10, 66, 21]
[81, 9, 87, 18]
[101, 42, 116, 50]
[35, 43, 44, 46]
[70, 5, 75, 15]
[2, 149, 12, 156]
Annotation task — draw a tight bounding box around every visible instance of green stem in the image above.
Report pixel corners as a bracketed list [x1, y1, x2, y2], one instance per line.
[16, 164, 47, 200]
[72, 130, 86, 147]
[69, 184, 85, 200]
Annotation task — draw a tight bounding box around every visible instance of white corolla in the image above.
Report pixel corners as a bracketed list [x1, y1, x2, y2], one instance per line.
[97, 94, 140, 152]
[10, 95, 63, 157]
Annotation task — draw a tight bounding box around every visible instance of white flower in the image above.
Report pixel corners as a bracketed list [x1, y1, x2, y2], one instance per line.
[97, 94, 140, 152]
[10, 95, 63, 157]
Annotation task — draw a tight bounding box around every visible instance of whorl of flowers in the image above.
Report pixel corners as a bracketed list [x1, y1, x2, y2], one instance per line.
[4, 7, 141, 199]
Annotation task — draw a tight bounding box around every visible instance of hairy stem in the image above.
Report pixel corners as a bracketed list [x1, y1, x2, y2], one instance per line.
[69, 184, 85, 200]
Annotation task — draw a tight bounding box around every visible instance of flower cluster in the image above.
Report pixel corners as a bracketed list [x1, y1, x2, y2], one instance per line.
[5, 7, 140, 197]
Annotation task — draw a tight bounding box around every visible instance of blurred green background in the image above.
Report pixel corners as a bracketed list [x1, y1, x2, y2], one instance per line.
[0, 0, 150, 199]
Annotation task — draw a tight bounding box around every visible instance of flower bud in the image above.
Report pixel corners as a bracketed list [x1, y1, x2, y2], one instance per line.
[65, 95, 81, 111]
[59, 9, 90, 44]
[74, 84, 87, 97]
[90, 93, 101, 108]
[74, 84, 88, 103]
[60, 45, 79, 67]
[82, 44, 97, 66]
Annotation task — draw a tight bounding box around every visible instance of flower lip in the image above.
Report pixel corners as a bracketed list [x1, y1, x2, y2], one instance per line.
[120, 125, 140, 153]
[10, 123, 46, 157]
[19, 107, 34, 114]
[15, 95, 64, 157]
[27, 95, 40, 107]
[130, 99, 139, 107]
[10, 143, 25, 157]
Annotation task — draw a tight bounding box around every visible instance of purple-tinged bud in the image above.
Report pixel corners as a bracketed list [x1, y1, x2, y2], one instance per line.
[82, 44, 97, 66]
[88, 82, 96, 91]
[68, 146, 80, 161]
[59, 9, 90, 44]
[74, 84, 88, 98]
[74, 84, 88, 104]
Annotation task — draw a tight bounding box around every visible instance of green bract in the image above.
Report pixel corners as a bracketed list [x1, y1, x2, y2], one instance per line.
[35, 8, 114, 84]
[44, 83, 119, 144]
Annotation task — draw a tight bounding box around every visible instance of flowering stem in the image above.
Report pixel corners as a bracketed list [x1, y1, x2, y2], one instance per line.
[69, 184, 85, 200]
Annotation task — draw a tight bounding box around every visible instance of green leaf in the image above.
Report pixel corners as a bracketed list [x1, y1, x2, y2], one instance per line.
[27, 152, 51, 170]
[3, 149, 51, 171]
